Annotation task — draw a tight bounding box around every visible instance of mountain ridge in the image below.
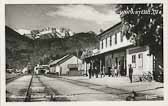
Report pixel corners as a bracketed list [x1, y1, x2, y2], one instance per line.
[6, 26, 98, 69]
[15, 27, 75, 39]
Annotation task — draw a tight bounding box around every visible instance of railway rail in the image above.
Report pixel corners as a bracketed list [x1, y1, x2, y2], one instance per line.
[6, 74, 163, 101]
[6, 74, 25, 84]
[24, 74, 70, 102]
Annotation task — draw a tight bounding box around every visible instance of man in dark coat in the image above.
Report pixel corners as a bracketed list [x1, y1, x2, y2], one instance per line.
[129, 64, 133, 83]
[88, 67, 92, 79]
[95, 67, 99, 78]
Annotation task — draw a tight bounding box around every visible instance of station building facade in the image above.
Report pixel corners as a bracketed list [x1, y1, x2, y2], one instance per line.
[49, 55, 83, 76]
[83, 22, 153, 76]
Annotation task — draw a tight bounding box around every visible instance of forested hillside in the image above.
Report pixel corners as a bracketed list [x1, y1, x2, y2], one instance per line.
[6, 26, 98, 69]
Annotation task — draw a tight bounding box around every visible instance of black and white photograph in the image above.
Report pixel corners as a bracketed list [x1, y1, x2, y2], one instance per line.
[4, 3, 164, 102]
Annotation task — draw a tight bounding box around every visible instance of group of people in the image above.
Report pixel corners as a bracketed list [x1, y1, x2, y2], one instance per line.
[88, 64, 123, 79]
[88, 66, 99, 79]
[87, 64, 134, 83]
[109, 64, 123, 77]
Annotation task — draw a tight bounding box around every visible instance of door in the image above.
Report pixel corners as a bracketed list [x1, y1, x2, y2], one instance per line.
[120, 56, 126, 76]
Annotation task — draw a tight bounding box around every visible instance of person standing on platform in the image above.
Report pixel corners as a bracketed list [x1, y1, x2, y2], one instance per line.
[88, 66, 92, 79]
[117, 64, 121, 77]
[101, 66, 105, 78]
[129, 64, 133, 83]
[114, 65, 118, 77]
[91, 66, 94, 77]
[103, 66, 106, 77]
[111, 64, 115, 77]
[95, 67, 99, 78]
[100, 66, 103, 78]
[108, 67, 111, 77]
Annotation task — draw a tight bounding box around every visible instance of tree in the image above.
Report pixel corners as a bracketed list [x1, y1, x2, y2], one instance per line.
[116, 4, 163, 81]
[116, 4, 163, 65]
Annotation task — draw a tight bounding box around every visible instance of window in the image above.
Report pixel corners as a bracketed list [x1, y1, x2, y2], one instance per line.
[110, 36, 112, 46]
[132, 55, 136, 67]
[108, 37, 110, 47]
[120, 32, 123, 42]
[138, 53, 143, 68]
[138, 54, 142, 58]
[115, 34, 117, 44]
[106, 38, 107, 47]
[101, 41, 103, 49]
[100, 41, 102, 49]
[132, 55, 136, 63]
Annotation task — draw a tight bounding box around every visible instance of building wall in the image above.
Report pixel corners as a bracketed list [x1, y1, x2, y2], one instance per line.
[99, 30, 132, 54]
[87, 23, 154, 77]
[50, 66, 55, 73]
[83, 61, 91, 75]
[98, 23, 153, 77]
[104, 51, 126, 74]
[99, 26, 130, 75]
[60, 56, 82, 75]
[126, 46, 153, 76]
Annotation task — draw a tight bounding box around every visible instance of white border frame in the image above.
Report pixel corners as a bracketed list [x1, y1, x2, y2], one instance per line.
[1, 0, 168, 106]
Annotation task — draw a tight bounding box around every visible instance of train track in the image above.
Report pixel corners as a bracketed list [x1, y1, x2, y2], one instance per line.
[24, 74, 70, 102]
[44, 74, 133, 100]
[6, 74, 25, 84]
[7, 74, 163, 101]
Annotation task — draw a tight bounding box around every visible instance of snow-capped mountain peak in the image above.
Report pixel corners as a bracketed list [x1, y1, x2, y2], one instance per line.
[15, 27, 74, 39]
[16, 29, 31, 35]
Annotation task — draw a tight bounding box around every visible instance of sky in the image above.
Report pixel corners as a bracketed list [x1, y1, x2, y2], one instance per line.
[5, 4, 121, 34]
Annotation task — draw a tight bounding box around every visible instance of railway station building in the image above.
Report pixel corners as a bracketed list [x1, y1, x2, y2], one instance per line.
[82, 22, 154, 77]
[49, 55, 83, 76]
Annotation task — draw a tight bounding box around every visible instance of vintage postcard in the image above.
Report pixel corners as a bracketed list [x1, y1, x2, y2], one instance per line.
[0, 0, 168, 106]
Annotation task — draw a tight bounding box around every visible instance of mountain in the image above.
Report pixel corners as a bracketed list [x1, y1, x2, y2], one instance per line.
[16, 27, 74, 40]
[16, 29, 34, 39]
[6, 26, 98, 69]
[32, 31, 98, 65]
[6, 26, 34, 69]
[16, 29, 31, 35]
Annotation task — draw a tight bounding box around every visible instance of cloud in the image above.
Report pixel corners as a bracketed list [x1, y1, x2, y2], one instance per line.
[46, 5, 121, 25]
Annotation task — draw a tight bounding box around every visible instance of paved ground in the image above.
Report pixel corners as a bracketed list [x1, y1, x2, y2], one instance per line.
[6, 75, 123, 101]
[61, 76, 164, 97]
[6, 74, 164, 102]
[39, 75, 123, 101]
[6, 75, 32, 101]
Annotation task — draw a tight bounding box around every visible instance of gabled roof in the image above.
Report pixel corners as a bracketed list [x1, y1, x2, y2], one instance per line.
[97, 22, 122, 38]
[49, 55, 74, 66]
